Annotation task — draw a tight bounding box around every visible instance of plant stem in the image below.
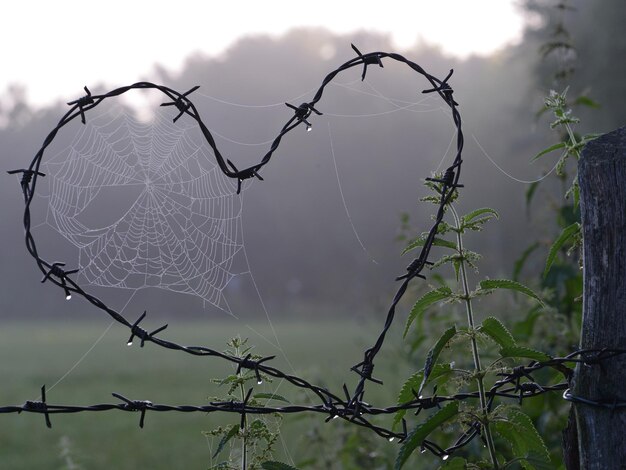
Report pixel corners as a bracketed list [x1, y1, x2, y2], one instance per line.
[240, 383, 247, 470]
[235, 343, 247, 470]
[564, 122, 579, 155]
[450, 205, 499, 469]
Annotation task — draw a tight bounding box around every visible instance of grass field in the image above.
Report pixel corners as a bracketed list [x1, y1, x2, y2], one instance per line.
[0, 317, 412, 469]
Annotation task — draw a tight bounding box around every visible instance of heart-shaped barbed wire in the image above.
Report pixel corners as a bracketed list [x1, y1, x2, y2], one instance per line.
[7, 45, 468, 449]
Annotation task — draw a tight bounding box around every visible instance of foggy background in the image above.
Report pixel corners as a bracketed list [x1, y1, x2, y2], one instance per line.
[1, 0, 625, 323]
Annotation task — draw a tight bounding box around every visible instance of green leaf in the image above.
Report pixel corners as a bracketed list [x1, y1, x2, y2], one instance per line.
[262, 462, 301, 470]
[531, 142, 567, 161]
[461, 208, 499, 232]
[565, 178, 580, 204]
[495, 409, 551, 470]
[481, 317, 551, 361]
[525, 181, 540, 209]
[480, 317, 516, 349]
[573, 95, 600, 109]
[294, 458, 317, 468]
[409, 333, 428, 354]
[462, 207, 499, 224]
[430, 273, 448, 288]
[513, 243, 540, 282]
[544, 222, 580, 277]
[404, 287, 453, 338]
[419, 326, 457, 396]
[581, 132, 601, 142]
[393, 364, 452, 429]
[253, 393, 290, 403]
[512, 306, 544, 340]
[395, 371, 422, 416]
[215, 374, 240, 386]
[479, 279, 544, 306]
[395, 403, 459, 470]
[557, 204, 580, 228]
[212, 424, 239, 458]
[403, 236, 457, 254]
[209, 462, 230, 470]
[499, 345, 551, 362]
[431, 250, 481, 272]
[439, 457, 467, 469]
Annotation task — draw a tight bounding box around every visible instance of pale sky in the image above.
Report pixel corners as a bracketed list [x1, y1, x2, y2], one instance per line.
[2, 0, 526, 107]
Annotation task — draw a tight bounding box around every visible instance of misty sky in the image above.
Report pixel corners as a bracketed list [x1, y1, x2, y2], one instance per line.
[4, 0, 625, 322]
[3, 0, 526, 106]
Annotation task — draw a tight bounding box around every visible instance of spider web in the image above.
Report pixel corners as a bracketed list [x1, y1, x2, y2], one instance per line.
[42, 104, 244, 311]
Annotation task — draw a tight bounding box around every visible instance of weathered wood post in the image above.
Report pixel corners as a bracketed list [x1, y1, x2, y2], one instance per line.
[573, 126, 626, 469]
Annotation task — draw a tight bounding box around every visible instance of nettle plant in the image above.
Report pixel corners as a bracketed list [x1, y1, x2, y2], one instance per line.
[533, 88, 599, 275]
[395, 179, 554, 469]
[205, 337, 285, 470]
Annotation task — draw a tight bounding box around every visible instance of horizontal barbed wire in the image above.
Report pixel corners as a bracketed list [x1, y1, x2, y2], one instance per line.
[3, 350, 624, 456]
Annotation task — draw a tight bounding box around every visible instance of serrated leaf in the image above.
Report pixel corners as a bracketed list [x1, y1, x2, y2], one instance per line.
[479, 279, 544, 306]
[480, 317, 516, 349]
[462, 207, 499, 224]
[262, 462, 301, 470]
[531, 142, 567, 161]
[436, 221, 455, 235]
[212, 424, 239, 458]
[544, 222, 580, 277]
[394, 371, 425, 430]
[404, 287, 453, 338]
[431, 250, 481, 274]
[499, 345, 551, 362]
[393, 364, 452, 429]
[253, 393, 290, 403]
[249, 418, 269, 433]
[495, 409, 551, 470]
[431, 254, 460, 270]
[215, 374, 240, 386]
[403, 236, 458, 254]
[419, 326, 457, 396]
[395, 403, 459, 470]
[439, 456, 467, 469]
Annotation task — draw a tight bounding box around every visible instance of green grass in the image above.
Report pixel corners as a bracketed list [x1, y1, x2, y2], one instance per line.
[0, 317, 411, 469]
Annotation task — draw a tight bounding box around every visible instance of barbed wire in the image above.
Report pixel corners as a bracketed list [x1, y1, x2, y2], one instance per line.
[2, 350, 624, 455]
[6, 44, 626, 463]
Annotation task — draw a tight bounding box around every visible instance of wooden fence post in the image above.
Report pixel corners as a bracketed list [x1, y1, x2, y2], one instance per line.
[573, 126, 626, 469]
